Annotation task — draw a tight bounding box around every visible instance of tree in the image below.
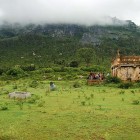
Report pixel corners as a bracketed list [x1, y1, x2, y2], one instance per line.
[77, 48, 95, 67]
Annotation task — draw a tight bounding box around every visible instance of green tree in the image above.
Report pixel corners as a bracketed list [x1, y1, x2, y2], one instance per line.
[77, 48, 95, 67]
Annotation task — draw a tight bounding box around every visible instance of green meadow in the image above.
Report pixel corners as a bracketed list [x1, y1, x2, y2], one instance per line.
[0, 17, 140, 140]
[0, 79, 140, 140]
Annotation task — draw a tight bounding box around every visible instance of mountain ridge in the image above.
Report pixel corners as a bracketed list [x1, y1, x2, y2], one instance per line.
[0, 19, 140, 69]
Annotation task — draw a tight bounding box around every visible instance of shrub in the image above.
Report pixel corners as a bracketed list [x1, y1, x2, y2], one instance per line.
[131, 90, 135, 94]
[106, 76, 121, 84]
[0, 105, 8, 110]
[0, 69, 4, 75]
[70, 61, 79, 67]
[37, 100, 45, 107]
[132, 100, 139, 105]
[72, 68, 81, 72]
[0, 68, 9, 76]
[80, 66, 106, 72]
[118, 82, 133, 89]
[27, 98, 36, 104]
[63, 67, 73, 72]
[21, 64, 36, 71]
[13, 85, 18, 89]
[81, 101, 86, 106]
[63, 67, 81, 73]
[43, 68, 54, 73]
[42, 68, 54, 73]
[0, 103, 8, 110]
[27, 95, 40, 104]
[73, 81, 81, 88]
[6, 67, 25, 77]
[2, 90, 9, 95]
[29, 80, 38, 88]
[45, 73, 55, 80]
[119, 90, 125, 94]
[53, 67, 63, 72]
[65, 74, 74, 80]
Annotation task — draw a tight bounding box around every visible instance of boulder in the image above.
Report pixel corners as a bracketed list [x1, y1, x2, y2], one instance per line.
[8, 92, 31, 99]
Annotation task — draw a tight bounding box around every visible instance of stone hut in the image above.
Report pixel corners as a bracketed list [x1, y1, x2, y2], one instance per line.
[111, 50, 140, 81]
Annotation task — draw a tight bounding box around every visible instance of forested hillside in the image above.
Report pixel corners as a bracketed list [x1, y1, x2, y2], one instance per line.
[0, 20, 140, 70]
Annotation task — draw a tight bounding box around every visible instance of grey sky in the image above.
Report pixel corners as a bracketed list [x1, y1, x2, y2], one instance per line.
[0, 0, 140, 25]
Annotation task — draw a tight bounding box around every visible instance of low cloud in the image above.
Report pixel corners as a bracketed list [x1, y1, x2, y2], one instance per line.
[0, 0, 140, 25]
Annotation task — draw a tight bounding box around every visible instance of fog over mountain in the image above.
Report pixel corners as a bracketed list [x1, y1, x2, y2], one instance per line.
[0, 0, 140, 25]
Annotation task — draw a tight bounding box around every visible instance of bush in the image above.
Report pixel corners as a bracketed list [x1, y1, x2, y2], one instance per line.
[80, 66, 106, 72]
[27, 95, 40, 104]
[2, 90, 9, 95]
[73, 81, 81, 88]
[106, 76, 121, 84]
[81, 101, 86, 106]
[65, 67, 81, 73]
[53, 67, 62, 72]
[64, 74, 71, 80]
[0, 68, 8, 75]
[65, 74, 77, 80]
[13, 85, 18, 89]
[29, 80, 38, 88]
[37, 100, 45, 107]
[0, 69, 4, 75]
[70, 61, 79, 67]
[118, 82, 133, 89]
[119, 90, 125, 94]
[72, 68, 81, 72]
[0, 106, 8, 110]
[63, 67, 73, 72]
[0, 103, 8, 110]
[41, 68, 54, 73]
[6, 67, 25, 77]
[21, 64, 36, 71]
[132, 100, 139, 105]
[27, 98, 36, 104]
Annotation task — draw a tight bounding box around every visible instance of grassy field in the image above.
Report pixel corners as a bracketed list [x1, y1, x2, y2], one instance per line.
[0, 79, 140, 140]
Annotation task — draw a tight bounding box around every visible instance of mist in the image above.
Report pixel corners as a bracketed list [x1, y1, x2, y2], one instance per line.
[0, 0, 140, 25]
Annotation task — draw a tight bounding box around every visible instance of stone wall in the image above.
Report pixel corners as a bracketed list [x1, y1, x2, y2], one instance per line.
[111, 52, 140, 81]
[115, 66, 140, 81]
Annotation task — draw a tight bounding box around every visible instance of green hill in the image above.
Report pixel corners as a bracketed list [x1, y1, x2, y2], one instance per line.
[0, 21, 140, 70]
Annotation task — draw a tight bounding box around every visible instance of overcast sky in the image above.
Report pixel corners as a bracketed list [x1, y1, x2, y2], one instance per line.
[0, 0, 140, 25]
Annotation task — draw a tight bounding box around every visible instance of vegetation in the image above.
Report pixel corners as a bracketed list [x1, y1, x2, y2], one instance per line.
[0, 23, 140, 70]
[106, 76, 122, 84]
[0, 22, 140, 139]
[77, 48, 96, 66]
[0, 77, 140, 140]
[118, 82, 133, 89]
